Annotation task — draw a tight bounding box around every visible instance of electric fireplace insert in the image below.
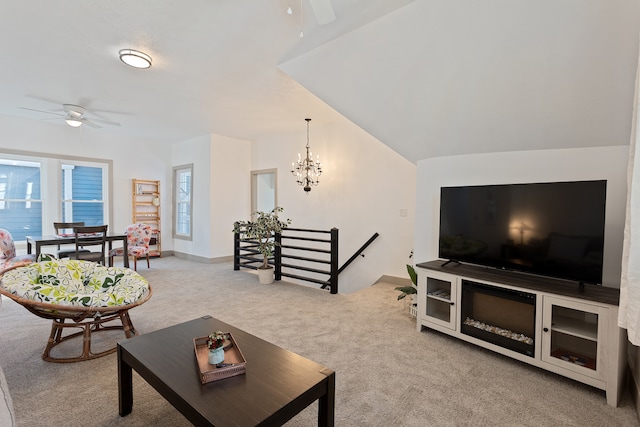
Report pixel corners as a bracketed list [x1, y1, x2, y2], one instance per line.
[461, 280, 536, 357]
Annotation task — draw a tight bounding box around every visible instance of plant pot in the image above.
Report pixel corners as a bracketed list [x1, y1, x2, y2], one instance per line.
[409, 294, 418, 317]
[257, 267, 274, 284]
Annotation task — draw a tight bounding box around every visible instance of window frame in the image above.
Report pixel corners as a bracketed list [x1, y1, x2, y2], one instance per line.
[172, 163, 193, 241]
[0, 149, 112, 245]
[60, 160, 108, 226]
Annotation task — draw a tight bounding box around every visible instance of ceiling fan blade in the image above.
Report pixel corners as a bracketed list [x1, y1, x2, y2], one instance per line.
[88, 117, 121, 127]
[21, 102, 121, 129]
[82, 119, 102, 129]
[19, 107, 66, 117]
[308, 0, 335, 25]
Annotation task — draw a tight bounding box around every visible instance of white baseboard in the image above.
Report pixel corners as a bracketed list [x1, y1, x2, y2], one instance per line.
[172, 251, 233, 264]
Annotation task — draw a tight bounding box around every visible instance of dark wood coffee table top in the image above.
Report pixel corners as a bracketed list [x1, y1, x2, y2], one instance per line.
[118, 315, 335, 426]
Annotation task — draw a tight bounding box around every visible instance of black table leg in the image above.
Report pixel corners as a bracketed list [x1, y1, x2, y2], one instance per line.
[118, 344, 133, 416]
[123, 236, 129, 268]
[318, 368, 335, 427]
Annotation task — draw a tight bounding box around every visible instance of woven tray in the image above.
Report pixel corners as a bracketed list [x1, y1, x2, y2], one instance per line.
[193, 333, 247, 384]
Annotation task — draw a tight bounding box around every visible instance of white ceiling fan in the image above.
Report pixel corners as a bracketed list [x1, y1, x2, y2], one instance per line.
[19, 103, 121, 128]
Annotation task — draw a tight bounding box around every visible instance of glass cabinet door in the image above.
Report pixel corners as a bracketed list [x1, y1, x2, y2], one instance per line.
[541, 296, 605, 380]
[419, 271, 457, 330]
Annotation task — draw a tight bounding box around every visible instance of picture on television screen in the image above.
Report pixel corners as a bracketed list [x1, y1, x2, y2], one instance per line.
[438, 180, 607, 284]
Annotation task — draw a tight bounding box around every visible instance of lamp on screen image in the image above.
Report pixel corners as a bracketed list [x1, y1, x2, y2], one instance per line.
[511, 221, 533, 246]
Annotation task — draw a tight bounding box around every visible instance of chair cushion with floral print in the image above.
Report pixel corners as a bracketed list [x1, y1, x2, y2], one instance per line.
[0, 259, 149, 308]
[108, 223, 152, 258]
[0, 228, 36, 273]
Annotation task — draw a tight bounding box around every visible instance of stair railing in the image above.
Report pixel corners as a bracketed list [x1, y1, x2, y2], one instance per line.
[276, 227, 338, 293]
[234, 227, 379, 294]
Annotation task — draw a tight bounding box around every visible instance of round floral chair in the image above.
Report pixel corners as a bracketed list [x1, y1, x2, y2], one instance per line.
[0, 255, 152, 362]
[108, 223, 152, 271]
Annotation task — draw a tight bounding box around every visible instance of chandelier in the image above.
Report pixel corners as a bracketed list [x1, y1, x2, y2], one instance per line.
[291, 118, 322, 193]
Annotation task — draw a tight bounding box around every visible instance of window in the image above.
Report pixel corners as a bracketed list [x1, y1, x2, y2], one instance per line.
[0, 152, 110, 242]
[173, 164, 193, 240]
[61, 163, 106, 225]
[0, 159, 43, 241]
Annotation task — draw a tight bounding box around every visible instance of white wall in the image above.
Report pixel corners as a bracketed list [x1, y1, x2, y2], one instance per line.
[0, 114, 172, 251]
[171, 133, 251, 260]
[210, 135, 251, 258]
[250, 119, 416, 293]
[415, 146, 629, 288]
[172, 135, 213, 258]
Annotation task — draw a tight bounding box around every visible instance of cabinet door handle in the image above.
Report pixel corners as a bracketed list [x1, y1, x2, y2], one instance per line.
[449, 302, 454, 306]
[543, 327, 549, 332]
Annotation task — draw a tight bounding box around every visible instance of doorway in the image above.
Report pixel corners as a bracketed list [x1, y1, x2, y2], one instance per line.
[251, 169, 277, 219]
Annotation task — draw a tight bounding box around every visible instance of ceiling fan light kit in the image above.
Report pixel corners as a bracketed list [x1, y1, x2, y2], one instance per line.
[63, 104, 85, 128]
[119, 49, 152, 69]
[65, 118, 83, 127]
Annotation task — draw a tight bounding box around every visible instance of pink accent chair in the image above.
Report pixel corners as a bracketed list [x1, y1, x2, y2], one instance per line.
[108, 223, 152, 270]
[0, 229, 36, 273]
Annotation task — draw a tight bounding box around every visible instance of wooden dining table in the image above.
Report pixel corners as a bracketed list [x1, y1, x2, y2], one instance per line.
[26, 233, 129, 268]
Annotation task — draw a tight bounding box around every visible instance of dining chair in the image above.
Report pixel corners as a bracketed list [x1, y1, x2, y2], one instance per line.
[108, 223, 152, 271]
[0, 228, 36, 272]
[71, 225, 108, 265]
[53, 221, 89, 259]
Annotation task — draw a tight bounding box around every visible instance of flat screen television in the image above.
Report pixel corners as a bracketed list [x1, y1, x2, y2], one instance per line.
[438, 180, 607, 285]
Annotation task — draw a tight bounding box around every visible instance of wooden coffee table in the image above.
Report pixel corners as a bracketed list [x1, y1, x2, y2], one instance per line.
[118, 315, 335, 426]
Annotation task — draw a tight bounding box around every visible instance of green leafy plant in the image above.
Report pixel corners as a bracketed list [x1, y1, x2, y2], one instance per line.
[395, 264, 417, 300]
[233, 207, 292, 270]
[207, 331, 227, 349]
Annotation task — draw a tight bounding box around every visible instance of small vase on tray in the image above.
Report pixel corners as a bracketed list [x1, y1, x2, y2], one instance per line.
[207, 331, 228, 365]
[208, 346, 225, 365]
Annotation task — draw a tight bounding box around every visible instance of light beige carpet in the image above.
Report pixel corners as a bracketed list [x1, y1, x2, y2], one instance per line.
[0, 256, 638, 426]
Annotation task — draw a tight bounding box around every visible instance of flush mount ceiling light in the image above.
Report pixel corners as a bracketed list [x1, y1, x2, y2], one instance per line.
[119, 49, 152, 69]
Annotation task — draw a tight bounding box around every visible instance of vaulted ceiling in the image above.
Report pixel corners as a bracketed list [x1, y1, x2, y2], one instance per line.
[1, 1, 638, 163]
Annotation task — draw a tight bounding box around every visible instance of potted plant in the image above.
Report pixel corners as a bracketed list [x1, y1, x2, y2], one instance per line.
[396, 264, 418, 316]
[233, 207, 291, 284]
[207, 331, 228, 365]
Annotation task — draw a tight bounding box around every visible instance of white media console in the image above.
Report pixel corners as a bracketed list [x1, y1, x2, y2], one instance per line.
[416, 260, 627, 407]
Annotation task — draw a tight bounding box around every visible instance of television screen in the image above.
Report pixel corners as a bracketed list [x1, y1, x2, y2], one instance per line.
[439, 180, 607, 285]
